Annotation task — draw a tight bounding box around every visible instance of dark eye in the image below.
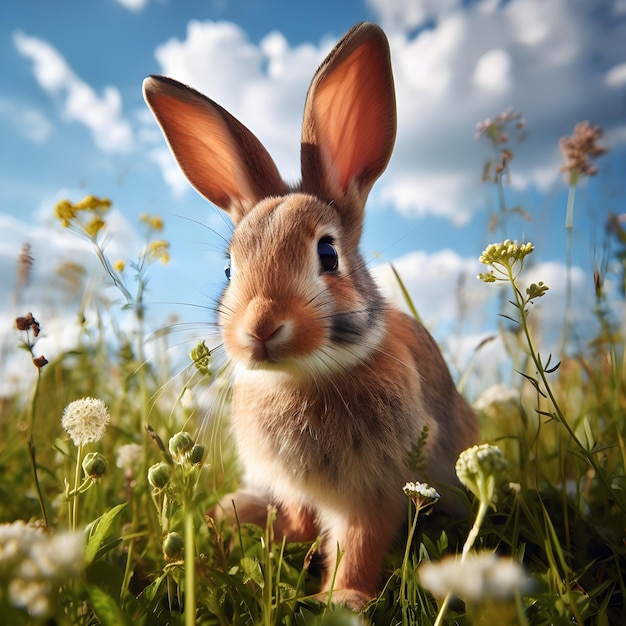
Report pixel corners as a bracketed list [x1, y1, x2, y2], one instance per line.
[224, 263, 231, 281]
[318, 237, 338, 272]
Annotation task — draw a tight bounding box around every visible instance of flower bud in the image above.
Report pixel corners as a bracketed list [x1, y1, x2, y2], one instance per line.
[82, 452, 108, 480]
[189, 444, 206, 466]
[147, 462, 171, 489]
[163, 532, 184, 562]
[168, 432, 194, 460]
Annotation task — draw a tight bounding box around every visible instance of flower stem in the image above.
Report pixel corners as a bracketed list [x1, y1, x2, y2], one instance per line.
[401, 505, 421, 626]
[71, 444, 83, 532]
[184, 500, 196, 626]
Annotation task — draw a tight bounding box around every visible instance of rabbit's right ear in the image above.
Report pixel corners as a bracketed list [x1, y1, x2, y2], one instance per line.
[143, 76, 288, 223]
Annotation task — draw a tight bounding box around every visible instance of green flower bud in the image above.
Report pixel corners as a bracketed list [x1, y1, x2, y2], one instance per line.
[162, 531, 184, 562]
[82, 452, 108, 480]
[148, 462, 171, 489]
[168, 432, 194, 460]
[455, 444, 509, 509]
[189, 444, 206, 466]
[190, 340, 211, 376]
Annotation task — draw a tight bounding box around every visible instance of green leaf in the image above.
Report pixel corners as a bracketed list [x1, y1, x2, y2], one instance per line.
[84, 502, 128, 563]
[240, 556, 264, 588]
[87, 584, 131, 626]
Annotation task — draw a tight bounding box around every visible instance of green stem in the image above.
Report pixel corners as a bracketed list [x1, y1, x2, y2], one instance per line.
[71, 444, 83, 532]
[401, 504, 421, 626]
[27, 366, 48, 527]
[507, 265, 626, 514]
[184, 499, 196, 626]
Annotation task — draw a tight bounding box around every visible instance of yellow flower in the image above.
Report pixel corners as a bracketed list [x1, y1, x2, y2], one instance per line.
[113, 259, 125, 272]
[54, 199, 76, 227]
[148, 239, 170, 264]
[85, 217, 106, 238]
[150, 215, 164, 231]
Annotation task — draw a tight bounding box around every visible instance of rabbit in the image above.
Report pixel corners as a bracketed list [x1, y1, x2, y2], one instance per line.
[143, 22, 478, 611]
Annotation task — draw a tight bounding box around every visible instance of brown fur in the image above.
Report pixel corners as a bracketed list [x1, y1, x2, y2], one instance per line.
[143, 22, 478, 611]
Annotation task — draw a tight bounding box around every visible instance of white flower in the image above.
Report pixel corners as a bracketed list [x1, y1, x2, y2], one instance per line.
[116, 443, 143, 473]
[61, 397, 110, 446]
[0, 521, 84, 617]
[473, 384, 519, 421]
[403, 481, 441, 502]
[419, 551, 531, 602]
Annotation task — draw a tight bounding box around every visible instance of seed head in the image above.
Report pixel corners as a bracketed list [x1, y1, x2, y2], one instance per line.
[61, 397, 110, 447]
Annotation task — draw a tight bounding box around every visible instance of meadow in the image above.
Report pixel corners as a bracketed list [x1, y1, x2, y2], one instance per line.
[0, 114, 624, 625]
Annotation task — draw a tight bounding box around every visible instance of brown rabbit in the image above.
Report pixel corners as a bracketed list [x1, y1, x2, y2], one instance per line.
[143, 22, 478, 610]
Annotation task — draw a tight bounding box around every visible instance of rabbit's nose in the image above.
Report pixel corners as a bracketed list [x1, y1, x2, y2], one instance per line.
[243, 297, 290, 361]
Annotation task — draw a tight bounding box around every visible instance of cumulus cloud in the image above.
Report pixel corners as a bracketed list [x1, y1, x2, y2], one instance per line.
[0, 97, 54, 143]
[13, 31, 133, 153]
[145, 1, 626, 226]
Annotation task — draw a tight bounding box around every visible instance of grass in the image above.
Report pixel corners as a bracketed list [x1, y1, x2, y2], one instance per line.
[1, 119, 625, 625]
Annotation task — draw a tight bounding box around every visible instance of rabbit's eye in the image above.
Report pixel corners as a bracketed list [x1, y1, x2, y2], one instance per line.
[318, 237, 338, 272]
[224, 263, 231, 281]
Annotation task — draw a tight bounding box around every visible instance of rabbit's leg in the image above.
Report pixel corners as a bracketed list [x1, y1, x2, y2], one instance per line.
[216, 490, 318, 542]
[321, 504, 403, 611]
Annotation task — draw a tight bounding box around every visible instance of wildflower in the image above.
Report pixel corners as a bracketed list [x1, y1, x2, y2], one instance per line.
[403, 481, 440, 511]
[455, 444, 509, 508]
[148, 462, 172, 489]
[479, 239, 534, 266]
[0, 521, 83, 617]
[478, 239, 535, 284]
[116, 443, 143, 474]
[17, 243, 34, 289]
[190, 340, 212, 376]
[32, 355, 48, 369]
[54, 199, 76, 226]
[147, 239, 170, 264]
[189, 444, 206, 466]
[475, 107, 526, 183]
[82, 452, 108, 480]
[61, 397, 110, 447]
[169, 431, 195, 461]
[473, 384, 520, 422]
[113, 259, 125, 272]
[419, 551, 530, 602]
[559, 121, 607, 184]
[85, 217, 106, 238]
[15, 312, 40, 336]
[163, 531, 185, 562]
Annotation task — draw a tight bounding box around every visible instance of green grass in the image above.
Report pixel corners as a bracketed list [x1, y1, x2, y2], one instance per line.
[1, 125, 625, 624]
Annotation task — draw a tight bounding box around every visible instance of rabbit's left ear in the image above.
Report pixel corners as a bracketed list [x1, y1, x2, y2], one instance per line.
[301, 23, 396, 228]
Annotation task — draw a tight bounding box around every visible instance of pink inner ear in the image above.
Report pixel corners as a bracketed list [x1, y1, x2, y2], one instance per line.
[312, 40, 395, 195]
[149, 93, 250, 212]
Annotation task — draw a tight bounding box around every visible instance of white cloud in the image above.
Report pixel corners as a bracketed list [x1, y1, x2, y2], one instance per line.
[13, 31, 133, 153]
[114, 0, 148, 11]
[606, 62, 626, 87]
[0, 98, 54, 143]
[472, 48, 512, 92]
[145, 2, 626, 228]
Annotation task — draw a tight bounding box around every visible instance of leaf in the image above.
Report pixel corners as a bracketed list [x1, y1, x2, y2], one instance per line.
[389, 263, 422, 323]
[84, 502, 128, 563]
[240, 556, 264, 588]
[517, 370, 548, 398]
[87, 585, 131, 626]
[574, 416, 596, 452]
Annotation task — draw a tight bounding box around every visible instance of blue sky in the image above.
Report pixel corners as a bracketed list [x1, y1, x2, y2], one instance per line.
[1, 0, 625, 397]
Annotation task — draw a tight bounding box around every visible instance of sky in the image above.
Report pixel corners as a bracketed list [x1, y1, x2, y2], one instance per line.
[1, 0, 625, 398]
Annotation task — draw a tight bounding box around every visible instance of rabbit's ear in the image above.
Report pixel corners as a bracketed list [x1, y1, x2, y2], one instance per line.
[301, 23, 396, 229]
[143, 76, 288, 223]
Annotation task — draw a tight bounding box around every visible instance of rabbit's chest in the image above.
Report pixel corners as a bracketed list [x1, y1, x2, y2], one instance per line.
[231, 371, 418, 498]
